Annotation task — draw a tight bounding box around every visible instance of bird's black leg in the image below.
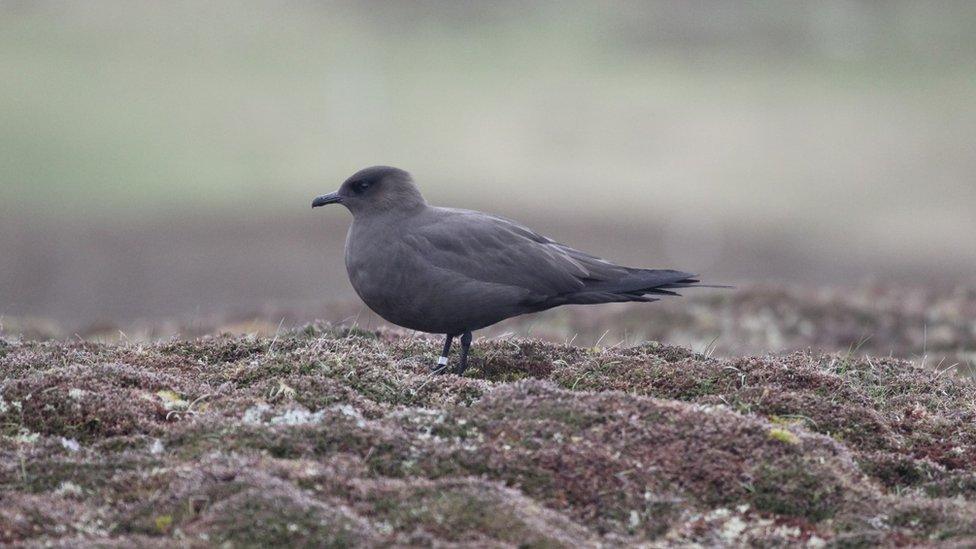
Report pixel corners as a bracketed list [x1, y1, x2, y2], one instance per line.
[432, 334, 454, 374]
[455, 331, 473, 375]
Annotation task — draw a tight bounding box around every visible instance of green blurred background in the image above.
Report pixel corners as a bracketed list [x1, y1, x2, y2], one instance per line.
[2, 1, 974, 326]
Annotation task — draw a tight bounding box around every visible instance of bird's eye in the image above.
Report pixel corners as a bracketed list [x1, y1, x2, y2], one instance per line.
[352, 181, 371, 194]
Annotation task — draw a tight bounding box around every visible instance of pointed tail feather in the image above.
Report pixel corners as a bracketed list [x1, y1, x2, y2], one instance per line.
[529, 269, 729, 310]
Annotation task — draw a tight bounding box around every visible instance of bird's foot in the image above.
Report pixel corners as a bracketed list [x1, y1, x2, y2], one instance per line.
[430, 355, 450, 375]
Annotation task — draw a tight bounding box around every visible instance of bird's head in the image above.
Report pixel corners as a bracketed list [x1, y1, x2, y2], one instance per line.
[313, 166, 426, 217]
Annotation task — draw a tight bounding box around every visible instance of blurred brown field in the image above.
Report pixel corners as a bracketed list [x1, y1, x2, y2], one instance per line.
[2, 1, 975, 334]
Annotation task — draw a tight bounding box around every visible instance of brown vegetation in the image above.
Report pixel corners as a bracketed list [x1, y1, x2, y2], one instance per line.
[3, 324, 976, 546]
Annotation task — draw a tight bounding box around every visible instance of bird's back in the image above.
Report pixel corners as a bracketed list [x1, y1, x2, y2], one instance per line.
[404, 207, 699, 306]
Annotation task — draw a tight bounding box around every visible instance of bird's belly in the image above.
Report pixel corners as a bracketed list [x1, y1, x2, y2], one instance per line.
[348, 267, 459, 333]
[346, 253, 523, 334]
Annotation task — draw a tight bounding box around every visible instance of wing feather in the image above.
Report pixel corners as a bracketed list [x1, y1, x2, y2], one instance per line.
[403, 209, 632, 302]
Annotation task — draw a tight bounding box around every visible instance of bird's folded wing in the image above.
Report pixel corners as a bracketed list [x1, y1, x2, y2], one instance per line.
[402, 209, 629, 299]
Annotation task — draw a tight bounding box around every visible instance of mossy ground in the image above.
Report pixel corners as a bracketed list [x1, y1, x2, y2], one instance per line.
[2, 323, 976, 546]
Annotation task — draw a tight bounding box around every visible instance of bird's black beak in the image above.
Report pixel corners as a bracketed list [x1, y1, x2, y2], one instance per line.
[312, 192, 342, 208]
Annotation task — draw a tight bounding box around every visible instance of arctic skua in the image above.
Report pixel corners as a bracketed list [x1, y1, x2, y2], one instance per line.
[314, 166, 715, 375]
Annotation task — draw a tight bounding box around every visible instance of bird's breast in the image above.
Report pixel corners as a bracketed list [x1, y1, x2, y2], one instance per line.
[344, 224, 419, 318]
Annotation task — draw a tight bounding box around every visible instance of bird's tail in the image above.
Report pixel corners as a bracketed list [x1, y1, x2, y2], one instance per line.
[556, 269, 728, 306]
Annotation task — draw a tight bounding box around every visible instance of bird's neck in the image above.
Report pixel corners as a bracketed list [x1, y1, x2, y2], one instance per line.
[355, 203, 428, 230]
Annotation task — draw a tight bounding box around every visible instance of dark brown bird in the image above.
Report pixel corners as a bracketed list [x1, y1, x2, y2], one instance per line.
[314, 166, 712, 374]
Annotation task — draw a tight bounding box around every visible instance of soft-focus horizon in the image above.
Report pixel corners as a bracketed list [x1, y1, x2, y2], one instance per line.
[2, 1, 975, 326]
